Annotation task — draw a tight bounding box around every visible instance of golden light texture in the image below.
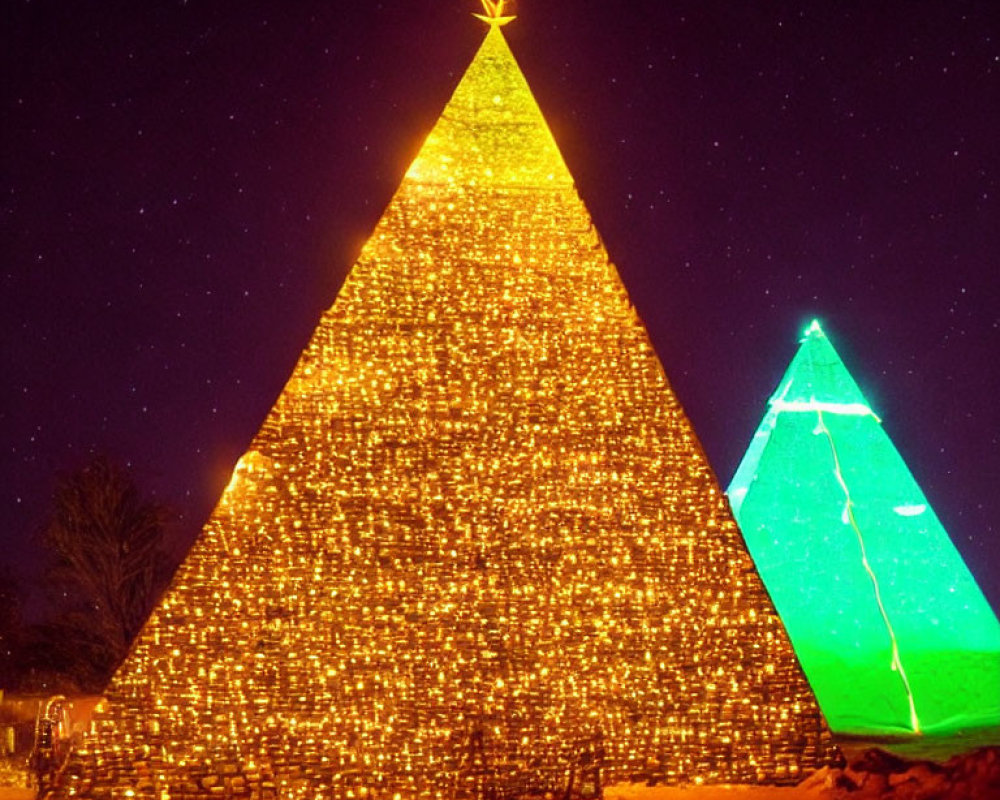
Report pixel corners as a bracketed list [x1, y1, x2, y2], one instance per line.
[54, 25, 837, 799]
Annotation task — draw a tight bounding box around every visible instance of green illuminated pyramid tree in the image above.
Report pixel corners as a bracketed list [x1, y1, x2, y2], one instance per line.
[55, 12, 836, 799]
[729, 320, 1000, 737]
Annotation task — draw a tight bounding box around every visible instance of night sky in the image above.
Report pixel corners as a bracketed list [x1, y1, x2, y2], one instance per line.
[4, 1, 998, 618]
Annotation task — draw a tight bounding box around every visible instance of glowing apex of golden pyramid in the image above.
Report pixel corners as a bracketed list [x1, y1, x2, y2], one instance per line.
[401, 16, 568, 188]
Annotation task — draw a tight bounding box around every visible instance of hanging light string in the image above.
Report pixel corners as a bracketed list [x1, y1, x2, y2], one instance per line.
[814, 407, 921, 734]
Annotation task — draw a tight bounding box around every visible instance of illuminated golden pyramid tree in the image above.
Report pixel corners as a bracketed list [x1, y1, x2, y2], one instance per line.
[57, 9, 837, 799]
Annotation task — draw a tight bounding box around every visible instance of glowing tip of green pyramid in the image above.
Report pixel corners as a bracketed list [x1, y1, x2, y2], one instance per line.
[804, 319, 825, 338]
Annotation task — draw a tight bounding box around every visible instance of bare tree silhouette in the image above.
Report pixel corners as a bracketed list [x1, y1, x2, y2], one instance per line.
[36, 456, 170, 690]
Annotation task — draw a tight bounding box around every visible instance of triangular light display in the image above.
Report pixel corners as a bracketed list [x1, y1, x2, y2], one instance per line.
[729, 320, 1000, 737]
[56, 16, 837, 799]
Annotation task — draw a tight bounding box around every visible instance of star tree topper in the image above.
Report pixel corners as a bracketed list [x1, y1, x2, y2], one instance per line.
[474, 0, 516, 26]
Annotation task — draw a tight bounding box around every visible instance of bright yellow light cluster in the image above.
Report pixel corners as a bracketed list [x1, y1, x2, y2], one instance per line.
[54, 24, 836, 799]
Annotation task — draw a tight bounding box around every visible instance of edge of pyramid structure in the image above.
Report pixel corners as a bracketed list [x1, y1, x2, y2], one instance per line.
[728, 319, 1000, 737]
[54, 23, 838, 798]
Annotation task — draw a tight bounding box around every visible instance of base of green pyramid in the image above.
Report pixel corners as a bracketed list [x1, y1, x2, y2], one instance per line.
[795, 645, 1000, 736]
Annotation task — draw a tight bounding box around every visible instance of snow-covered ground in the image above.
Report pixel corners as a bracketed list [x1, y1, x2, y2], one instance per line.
[2, 745, 996, 799]
[608, 783, 816, 800]
[0, 786, 816, 800]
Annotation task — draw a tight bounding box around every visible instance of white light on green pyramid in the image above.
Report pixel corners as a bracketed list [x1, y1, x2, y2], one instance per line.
[728, 320, 1000, 737]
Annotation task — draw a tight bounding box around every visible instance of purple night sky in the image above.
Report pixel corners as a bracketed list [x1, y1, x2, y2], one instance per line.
[4, 1, 998, 617]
